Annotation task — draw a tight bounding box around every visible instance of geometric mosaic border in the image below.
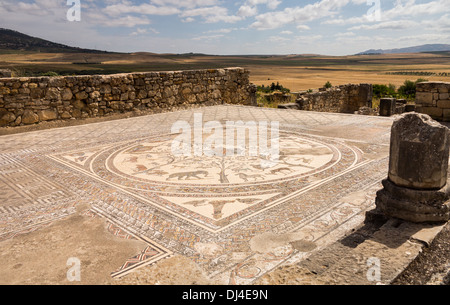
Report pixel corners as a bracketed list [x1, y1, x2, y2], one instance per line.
[84, 208, 173, 278]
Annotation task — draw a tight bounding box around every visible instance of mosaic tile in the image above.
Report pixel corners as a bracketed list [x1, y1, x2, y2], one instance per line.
[0, 105, 394, 282]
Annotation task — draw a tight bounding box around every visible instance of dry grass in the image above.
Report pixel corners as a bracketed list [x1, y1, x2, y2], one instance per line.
[0, 51, 449, 90]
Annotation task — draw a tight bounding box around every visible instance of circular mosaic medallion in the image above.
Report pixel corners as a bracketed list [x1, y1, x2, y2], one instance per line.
[109, 133, 337, 186]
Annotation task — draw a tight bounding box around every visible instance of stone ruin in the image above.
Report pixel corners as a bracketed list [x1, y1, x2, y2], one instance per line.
[379, 82, 450, 121]
[294, 84, 373, 114]
[375, 112, 450, 223]
[0, 68, 256, 127]
[379, 98, 414, 117]
[416, 82, 450, 122]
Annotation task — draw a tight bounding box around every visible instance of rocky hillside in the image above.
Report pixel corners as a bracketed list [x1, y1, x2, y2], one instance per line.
[358, 44, 450, 55]
[0, 28, 110, 53]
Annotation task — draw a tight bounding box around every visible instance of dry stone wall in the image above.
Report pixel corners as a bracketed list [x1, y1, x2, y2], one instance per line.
[0, 68, 256, 127]
[295, 84, 373, 114]
[416, 82, 450, 122]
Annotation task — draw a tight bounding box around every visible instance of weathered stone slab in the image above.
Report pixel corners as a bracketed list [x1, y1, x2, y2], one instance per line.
[379, 98, 396, 117]
[437, 99, 450, 109]
[415, 92, 433, 105]
[420, 107, 443, 119]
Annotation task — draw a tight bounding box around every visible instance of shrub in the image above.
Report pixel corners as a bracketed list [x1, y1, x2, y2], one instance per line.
[257, 82, 290, 94]
[324, 81, 332, 89]
[40, 71, 60, 77]
[373, 84, 397, 98]
[398, 79, 428, 98]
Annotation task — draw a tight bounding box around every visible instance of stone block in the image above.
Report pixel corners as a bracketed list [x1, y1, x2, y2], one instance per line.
[73, 100, 87, 110]
[395, 103, 406, 114]
[420, 107, 443, 118]
[388, 113, 449, 190]
[38, 110, 58, 121]
[60, 111, 72, 119]
[404, 104, 416, 112]
[439, 93, 449, 100]
[61, 88, 73, 101]
[0, 111, 15, 126]
[22, 110, 39, 125]
[415, 92, 433, 105]
[379, 98, 396, 116]
[437, 83, 450, 93]
[45, 87, 60, 100]
[437, 100, 450, 109]
[75, 91, 88, 100]
[443, 109, 450, 121]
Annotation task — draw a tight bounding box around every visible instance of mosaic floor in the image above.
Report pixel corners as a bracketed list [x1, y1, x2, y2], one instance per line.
[0, 105, 394, 284]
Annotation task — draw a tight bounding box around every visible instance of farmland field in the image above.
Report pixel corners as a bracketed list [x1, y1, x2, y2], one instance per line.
[1, 51, 450, 92]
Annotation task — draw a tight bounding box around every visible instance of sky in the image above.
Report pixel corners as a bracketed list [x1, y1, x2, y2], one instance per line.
[0, 0, 449, 55]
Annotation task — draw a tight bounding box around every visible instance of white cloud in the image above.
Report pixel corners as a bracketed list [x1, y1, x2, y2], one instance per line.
[247, 0, 282, 10]
[150, 0, 220, 9]
[349, 20, 419, 31]
[181, 6, 243, 23]
[296, 25, 310, 31]
[237, 5, 258, 17]
[324, 0, 450, 26]
[335, 31, 356, 37]
[267, 35, 290, 43]
[250, 0, 351, 30]
[88, 13, 152, 27]
[182, 17, 196, 23]
[422, 14, 450, 33]
[205, 28, 237, 34]
[192, 34, 224, 41]
[131, 27, 159, 35]
[104, 3, 180, 16]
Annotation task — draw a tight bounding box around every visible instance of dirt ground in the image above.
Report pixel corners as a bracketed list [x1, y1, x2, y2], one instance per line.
[392, 222, 450, 285]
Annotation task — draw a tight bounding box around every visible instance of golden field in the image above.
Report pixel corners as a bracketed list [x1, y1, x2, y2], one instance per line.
[1, 51, 449, 92]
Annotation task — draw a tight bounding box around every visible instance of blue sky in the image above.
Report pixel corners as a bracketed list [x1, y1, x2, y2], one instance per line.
[0, 0, 449, 55]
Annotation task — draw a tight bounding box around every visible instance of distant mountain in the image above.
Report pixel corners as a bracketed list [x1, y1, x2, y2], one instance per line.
[357, 44, 450, 55]
[0, 28, 112, 53]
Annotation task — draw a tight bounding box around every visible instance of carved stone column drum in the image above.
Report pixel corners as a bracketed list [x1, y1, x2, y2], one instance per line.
[375, 113, 450, 222]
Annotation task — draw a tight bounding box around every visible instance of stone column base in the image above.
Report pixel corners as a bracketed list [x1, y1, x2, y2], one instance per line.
[375, 179, 450, 223]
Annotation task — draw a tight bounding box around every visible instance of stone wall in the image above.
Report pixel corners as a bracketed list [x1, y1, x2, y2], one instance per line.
[295, 84, 373, 114]
[416, 82, 450, 122]
[0, 67, 256, 127]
